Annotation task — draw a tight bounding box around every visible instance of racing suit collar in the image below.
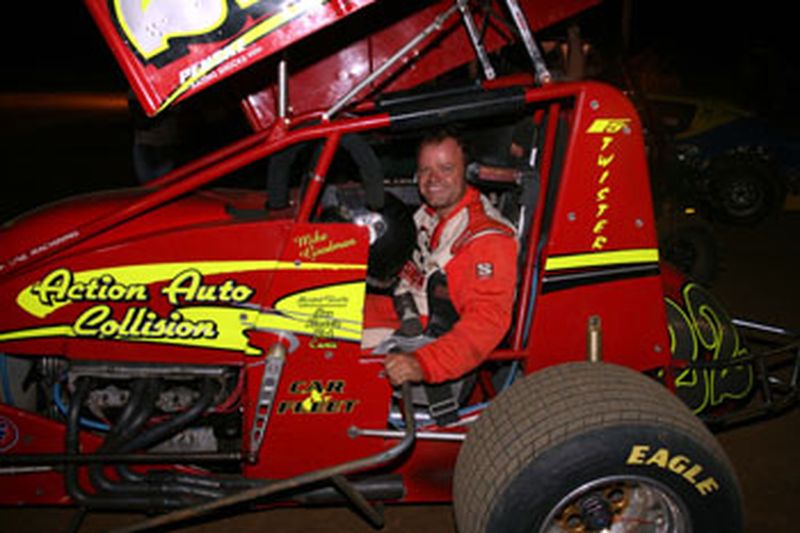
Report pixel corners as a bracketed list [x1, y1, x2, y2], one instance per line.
[426, 186, 480, 251]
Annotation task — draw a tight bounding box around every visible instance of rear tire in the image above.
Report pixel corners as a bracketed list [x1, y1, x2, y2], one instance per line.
[453, 362, 743, 533]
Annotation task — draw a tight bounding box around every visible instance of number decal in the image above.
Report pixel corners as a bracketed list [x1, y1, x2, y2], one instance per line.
[113, 0, 230, 61]
[666, 283, 753, 413]
[111, 0, 316, 65]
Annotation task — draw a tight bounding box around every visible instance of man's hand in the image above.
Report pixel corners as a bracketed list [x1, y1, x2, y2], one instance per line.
[384, 353, 424, 386]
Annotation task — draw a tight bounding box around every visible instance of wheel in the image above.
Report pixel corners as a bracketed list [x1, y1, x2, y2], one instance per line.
[453, 362, 743, 533]
[660, 224, 719, 285]
[709, 154, 784, 226]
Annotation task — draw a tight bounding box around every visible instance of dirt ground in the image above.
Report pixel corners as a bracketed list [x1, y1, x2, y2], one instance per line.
[0, 106, 798, 532]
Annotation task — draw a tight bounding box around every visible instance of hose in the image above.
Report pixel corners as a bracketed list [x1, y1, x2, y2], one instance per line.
[65, 377, 200, 510]
[0, 354, 14, 406]
[89, 379, 158, 493]
[54, 380, 110, 432]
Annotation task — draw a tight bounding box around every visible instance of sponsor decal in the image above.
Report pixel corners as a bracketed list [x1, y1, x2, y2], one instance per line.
[294, 230, 358, 261]
[277, 379, 359, 415]
[626, 444, 720, 496]
[110, 0, 329, 113]
[112, 0, 326, 63]
[591, 131, 618, 251]
[585, 118, 631, 135]
[0, 415, 19, 452]
[2, 231, 80, 273]
[3, 262, 366, 354]
[475, 262, 494, 279]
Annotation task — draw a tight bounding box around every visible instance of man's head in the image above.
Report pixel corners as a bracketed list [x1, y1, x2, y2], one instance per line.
[416, 130, 469, 218]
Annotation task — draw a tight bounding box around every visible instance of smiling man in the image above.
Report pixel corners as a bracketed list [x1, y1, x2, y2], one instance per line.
[383, 130, 518, 386]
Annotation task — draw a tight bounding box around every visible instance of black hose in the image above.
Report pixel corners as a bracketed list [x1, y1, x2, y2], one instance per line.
[120, 378, 218, 453]
[113, 379, 225, 499]
[106, 379, 161, 449]
[64, 377, 203, 510]
[95, 379, 219, 495]
[65, 378, 92, 504]
[89, 379, 159, 492]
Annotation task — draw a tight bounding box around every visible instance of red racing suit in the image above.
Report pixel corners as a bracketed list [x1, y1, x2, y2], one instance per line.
[395, 187, 517, 383]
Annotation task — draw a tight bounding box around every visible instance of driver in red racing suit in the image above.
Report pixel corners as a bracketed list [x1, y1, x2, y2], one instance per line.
[377, 130, 518, 385]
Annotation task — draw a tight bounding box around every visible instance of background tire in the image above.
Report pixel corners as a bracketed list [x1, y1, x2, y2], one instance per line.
[709, 154, 784, 226]
[660, 223, 720, 285]
[453, 362, 743, 533]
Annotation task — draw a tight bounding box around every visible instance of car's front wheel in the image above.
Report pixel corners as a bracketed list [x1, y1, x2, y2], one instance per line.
[453, 362, 743, 533]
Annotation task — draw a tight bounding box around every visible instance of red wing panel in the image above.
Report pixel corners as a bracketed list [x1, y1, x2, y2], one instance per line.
[85, 0, 378, 116]
[86, 0, 600, 117]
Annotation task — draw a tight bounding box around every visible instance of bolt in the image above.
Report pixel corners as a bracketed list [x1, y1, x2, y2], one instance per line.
[568, 212, 577, 222]
[324, 351, 334, 360]
[590, 100, 599, 110]
[654, 344, 663, 353]
[635, 218, 644, 228]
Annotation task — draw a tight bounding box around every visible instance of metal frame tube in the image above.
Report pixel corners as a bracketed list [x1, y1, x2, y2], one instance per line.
[110, 383, 417, 533]
[324, 5, 459, 120]
[0, 452, 241, 466]
[350, 427, 466, 442]
[278, 59, 288, 119]
[456, 0, 496, 80]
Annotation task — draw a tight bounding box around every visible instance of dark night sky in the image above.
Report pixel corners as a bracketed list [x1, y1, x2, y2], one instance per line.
[0, 5, 126, 92]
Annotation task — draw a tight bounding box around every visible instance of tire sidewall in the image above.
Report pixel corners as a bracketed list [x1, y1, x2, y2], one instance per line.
[486, 424, 743, 533]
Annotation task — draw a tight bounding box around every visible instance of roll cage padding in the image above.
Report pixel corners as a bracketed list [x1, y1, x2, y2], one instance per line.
[384, 86, 527, 132]
[266, 133, 384, 211]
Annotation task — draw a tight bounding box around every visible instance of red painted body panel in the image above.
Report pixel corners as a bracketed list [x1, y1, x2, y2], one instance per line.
[525, 82, 671, 373]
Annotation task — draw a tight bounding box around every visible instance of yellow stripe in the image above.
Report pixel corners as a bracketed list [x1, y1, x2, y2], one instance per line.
[545, 249, 659, 271]
[0, 326, 72, 342]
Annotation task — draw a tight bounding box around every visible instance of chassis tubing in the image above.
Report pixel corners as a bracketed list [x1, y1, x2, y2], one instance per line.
[111, 382, 417, 533]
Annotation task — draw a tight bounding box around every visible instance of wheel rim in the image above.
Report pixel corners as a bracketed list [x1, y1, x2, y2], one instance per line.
[540, 476, 690, 533]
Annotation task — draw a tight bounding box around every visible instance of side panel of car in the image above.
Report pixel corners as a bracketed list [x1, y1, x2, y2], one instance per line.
[527, 83, 671, 373]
